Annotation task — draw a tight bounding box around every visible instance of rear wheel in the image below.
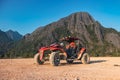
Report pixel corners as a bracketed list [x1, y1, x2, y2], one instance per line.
[81, 53, 90, 64]
[49, 52, 60, 66]
[34, 53, 44, 64]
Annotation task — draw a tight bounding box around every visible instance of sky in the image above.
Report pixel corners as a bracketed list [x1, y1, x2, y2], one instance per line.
[0, 0, 120, 35]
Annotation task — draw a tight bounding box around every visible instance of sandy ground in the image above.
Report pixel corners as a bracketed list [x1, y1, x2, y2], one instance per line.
[0, 57, 120, 80]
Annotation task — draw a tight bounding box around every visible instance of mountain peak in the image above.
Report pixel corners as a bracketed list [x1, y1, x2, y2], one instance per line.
[6, 30, 23, 41]
[68, 12, 95, 25]
[6, 29, 19, 34]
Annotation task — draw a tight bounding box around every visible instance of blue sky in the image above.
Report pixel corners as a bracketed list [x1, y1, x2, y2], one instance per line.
[0, 0, 120, 35]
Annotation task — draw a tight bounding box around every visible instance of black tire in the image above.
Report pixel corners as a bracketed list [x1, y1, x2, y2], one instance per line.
[49, 52, 60, 66]
[34, 53, 44, 65]
[81, 53, 90, 64]
[66, 59, 74, 64]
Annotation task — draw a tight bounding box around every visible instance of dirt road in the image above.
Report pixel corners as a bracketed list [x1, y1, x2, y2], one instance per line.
[0, 57, 120, 80]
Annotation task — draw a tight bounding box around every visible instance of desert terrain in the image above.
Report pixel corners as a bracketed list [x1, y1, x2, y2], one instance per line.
[0, 57, 120, 80]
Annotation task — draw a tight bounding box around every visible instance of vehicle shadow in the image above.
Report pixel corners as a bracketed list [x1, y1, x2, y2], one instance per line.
[60, 60, 107, 66]
[90, 60, 107, 64]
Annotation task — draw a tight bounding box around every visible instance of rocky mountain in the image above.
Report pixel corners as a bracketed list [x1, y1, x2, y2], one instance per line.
[0, 30, 12, 44]
[0, 30, 22, 58]
[7, 12, 120, 58]
[6, 30, 22, 41]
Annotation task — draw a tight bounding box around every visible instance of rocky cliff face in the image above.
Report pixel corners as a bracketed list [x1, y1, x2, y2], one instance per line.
[105, 30, 120, 48]
[25, 12, 105, 46]
[7, 12, 120, 57]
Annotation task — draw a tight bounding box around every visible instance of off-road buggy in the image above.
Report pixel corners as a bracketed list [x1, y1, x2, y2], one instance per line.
[34, 37, 90, 66]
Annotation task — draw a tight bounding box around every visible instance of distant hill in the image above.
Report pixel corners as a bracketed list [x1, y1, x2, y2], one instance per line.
[0, 30, 22, 58]
[6, 30, 22, 41]
[5, 12, 120, 58]
[0, 30, 12, 43]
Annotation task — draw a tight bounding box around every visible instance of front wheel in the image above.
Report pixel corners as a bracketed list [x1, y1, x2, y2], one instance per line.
[49, 52, 60, 66]
[34, 53, 44, 65]
[81, 53, 90, 64]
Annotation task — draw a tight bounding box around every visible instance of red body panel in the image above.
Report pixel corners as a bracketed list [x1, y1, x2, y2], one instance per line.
[76, 47, 86, 59]
[39, 47, 49, 60]
[39, 46, 64, 60]
[80, 48, 86, 54]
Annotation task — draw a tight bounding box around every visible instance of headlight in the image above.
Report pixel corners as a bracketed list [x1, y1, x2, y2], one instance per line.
[60, 43, 64, 47]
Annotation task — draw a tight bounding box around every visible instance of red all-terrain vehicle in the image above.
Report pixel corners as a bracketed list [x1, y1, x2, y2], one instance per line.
[34, 36, 90, 66]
